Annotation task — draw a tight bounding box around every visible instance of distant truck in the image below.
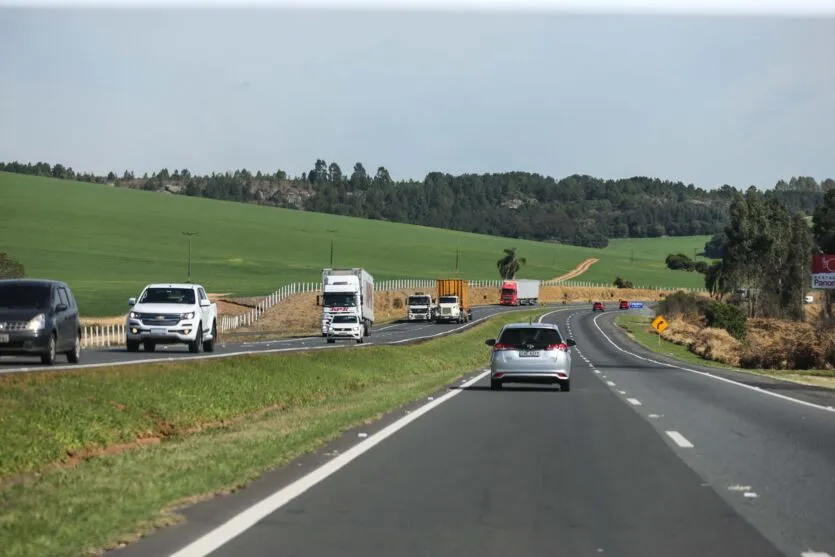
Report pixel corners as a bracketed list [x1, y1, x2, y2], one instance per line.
[434, 279, 473, 324]
[126, 282, 218, 353]
[499, 279, 540, 306]
[320, 268, 375, 338]
[407, 292, 435, 322]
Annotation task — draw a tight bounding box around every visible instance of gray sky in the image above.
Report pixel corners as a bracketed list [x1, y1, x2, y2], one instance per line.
[1, 8, 833, 189]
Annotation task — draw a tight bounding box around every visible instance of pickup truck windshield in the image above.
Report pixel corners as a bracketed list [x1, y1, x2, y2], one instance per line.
[0, 284, 51, 309]
[332, 315, 358, 324]
[323, 293, 356, 307]
[438, 296, 457, 304]
[139, 288, 196, 305]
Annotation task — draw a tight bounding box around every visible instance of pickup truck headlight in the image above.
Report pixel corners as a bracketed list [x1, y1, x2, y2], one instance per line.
[180, 312, 195, 320]
[129, 311, 140, 319]
[27, 313, 46, 331]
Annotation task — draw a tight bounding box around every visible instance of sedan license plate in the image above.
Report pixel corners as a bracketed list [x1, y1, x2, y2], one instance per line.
[519, 350, 540, 357]
[0, 333, 9, 344]
[150, 327, 167, 335]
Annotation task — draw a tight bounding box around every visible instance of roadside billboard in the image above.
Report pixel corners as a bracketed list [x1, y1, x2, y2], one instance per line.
[811, 254, 835, 289]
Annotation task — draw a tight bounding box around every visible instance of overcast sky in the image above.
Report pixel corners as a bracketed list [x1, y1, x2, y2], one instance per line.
[1, 8, 833, 189]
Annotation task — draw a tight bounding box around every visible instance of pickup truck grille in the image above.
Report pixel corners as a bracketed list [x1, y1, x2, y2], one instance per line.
[137, 313, 181, 326]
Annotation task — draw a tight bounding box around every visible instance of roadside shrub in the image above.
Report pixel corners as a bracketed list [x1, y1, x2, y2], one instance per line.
[0, 253, 25, 279]
[658, 291, 709, 319]
[705, 302, 747, 341]
[613, 276, 633, 289]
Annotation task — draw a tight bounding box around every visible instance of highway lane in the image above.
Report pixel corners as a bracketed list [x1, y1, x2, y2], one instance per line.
[571, 309, 835, 557]
[115, 307, 835, 557]
[0, 303, 587, 374]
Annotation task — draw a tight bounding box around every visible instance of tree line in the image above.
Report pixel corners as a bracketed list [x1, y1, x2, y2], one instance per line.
[1, 160, 833, 249]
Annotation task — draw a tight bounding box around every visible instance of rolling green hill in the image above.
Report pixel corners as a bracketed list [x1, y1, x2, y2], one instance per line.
[0, 172, 711, 316]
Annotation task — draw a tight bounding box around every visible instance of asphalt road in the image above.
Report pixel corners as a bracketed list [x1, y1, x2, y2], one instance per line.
[114, 307, 835, 557]
[0, 303, 586, 374]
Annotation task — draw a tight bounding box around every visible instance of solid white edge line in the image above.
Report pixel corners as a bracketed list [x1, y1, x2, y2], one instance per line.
[165, 367, 493, 557]
[165, 305, 576, 557]
[591, 312, 835, 415]
[665, 430, 694, 448]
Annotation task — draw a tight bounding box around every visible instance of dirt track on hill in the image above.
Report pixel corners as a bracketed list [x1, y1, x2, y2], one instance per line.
[551, 258, 599, 282]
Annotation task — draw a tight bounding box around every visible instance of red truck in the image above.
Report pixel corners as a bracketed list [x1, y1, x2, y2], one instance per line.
[499, 279, 541, 306]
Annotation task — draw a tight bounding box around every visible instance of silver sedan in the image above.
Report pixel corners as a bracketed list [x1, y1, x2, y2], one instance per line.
[485, 322, 576, 391]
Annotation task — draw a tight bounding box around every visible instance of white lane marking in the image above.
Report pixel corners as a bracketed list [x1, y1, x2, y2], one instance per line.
[606, 381, 616, 386]
[593, 369, 600, 374]
[591, 313, 835, 415]
[801, 551, 833, 557]
[728, 485, 752, 491]
[648, 414, 662, 419]
[665, 430, 694, 448]
[164, 368, 493, 557]
[618, 390, 626, 395]
[627, 398, 642, 406]
[743, 492, 758, 498]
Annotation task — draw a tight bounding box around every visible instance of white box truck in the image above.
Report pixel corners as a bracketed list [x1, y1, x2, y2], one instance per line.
[320, 268, 375, 339]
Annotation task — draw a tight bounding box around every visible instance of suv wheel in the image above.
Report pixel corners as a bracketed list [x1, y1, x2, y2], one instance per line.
[67, 332, 81, 363]
[41, 333, 57, 365]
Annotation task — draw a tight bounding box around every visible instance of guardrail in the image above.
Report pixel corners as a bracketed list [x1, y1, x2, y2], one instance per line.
[80, 279, 708, 348]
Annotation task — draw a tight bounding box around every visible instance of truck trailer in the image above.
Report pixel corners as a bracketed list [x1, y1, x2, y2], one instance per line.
[499, 279, 541, 306]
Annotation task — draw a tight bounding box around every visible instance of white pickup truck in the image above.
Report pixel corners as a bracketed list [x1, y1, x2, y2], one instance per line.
[126, 283, 218, 353]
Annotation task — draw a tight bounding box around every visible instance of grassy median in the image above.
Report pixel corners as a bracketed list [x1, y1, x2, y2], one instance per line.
[0, 308, 554, 557]
[615, 314, 835, 388]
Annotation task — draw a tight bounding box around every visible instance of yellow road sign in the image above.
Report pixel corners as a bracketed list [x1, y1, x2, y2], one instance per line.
[651, 315, 668, 334]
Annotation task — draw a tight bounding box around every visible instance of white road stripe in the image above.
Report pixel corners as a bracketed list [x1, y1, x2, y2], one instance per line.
[801, 551, 833, 557]
[665, 430, 694, 448]
[606, 381, 616, 386]
[591, 312, 835, 415]
[627, 398, 642, 406]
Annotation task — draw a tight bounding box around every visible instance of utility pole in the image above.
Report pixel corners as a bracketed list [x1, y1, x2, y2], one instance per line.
[330, 240, 334, 266]
[182, 231, 198, 282]
[455, 237, 460, 274]
[630, 249, 634, 266]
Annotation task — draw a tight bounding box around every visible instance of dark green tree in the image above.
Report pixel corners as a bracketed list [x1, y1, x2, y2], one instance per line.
[497, 248, 526, 280]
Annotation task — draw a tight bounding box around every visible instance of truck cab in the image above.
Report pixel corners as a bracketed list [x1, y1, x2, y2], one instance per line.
[407, 293, 434, 322]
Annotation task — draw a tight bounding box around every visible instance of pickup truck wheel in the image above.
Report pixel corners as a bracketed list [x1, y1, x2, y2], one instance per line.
[202, 321, 216, 352]
[357, 338, 364, 344]
[41, 333, 57, 365]
[127, 340, 140, 352]
[188, 322, 203, 353]
[143, 341, 156, 352]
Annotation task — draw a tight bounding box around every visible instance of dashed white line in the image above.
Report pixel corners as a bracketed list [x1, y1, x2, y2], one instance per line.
[618, 390, 626, 395]
[801, 551, 833, 557]
[593, 369, 600, 374]
[606, 381, 616, 387]
[665, 430, 694, 448]
[626, 398, 642, 406]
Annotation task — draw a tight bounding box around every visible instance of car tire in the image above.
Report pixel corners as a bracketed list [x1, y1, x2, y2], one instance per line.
[560, 379, 571, 392]
[41, 333, 57, 365]
[327, 338, 335, 344]
[127, 340, 140, 352]
[490, 379, 502, 390]
[66, 332, 81, 363]
[143, 341, 156, 352]
[202, 321, 216, 352]
[357, 338, 363, 344]
[188, 322, 202, 353]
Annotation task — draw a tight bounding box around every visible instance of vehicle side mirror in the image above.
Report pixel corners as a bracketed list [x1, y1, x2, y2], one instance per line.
[199, 298, 210, 307]
[566, 339, 576, 346]
[128, 297, 136, 306]
[485, 338, 496, 346]
[55, 303, 68, 312]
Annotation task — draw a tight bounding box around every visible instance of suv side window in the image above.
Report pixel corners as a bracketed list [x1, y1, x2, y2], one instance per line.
[51, 287, 62, 310]
[57, 287, 70, 307]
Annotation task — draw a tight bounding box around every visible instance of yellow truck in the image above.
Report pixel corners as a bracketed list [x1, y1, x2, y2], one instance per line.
[435, 279, 473, 324]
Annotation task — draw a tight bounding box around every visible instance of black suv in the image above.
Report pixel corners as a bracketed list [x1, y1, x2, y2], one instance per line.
[0, 279, 82, 365]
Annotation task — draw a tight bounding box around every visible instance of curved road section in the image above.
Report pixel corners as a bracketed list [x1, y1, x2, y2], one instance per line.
[110, 307, 835, 557]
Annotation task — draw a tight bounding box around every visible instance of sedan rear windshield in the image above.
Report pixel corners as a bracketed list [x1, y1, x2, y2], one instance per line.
[498, 327, 563, 347]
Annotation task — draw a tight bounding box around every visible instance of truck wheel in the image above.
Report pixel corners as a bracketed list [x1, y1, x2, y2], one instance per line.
[143, 341, 156, 352]
[188, 322, 202, 353]
[365, 321, 371, 337]
[126, 340, 140, 352]
[202, 321, 216, 352]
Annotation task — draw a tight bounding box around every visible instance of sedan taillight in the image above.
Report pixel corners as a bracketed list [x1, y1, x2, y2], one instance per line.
[493, 343, 514, 351]
[545, 343, 568, 351]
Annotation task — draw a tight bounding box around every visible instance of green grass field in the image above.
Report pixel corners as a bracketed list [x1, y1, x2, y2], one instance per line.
[1, 172, 712, 316]
[0, 308, 550, 557]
